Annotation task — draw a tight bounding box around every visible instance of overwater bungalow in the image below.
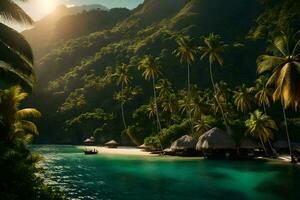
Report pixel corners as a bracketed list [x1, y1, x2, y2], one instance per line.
[105, 140, 119, 148]
[170, 135, 198, 156]
[196, 128, 236, 159]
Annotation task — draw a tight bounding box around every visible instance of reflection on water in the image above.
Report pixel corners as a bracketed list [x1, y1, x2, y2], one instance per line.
[31, 145, 300, 200]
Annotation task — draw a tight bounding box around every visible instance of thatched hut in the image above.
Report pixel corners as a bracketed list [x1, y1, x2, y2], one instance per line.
[171, 135, 197, 150]
[170, 135, 197, 156]
[105, 140, 119, 148]
[196, 128, 236, 159]
[83, 136, 95, 146]
[138, 143, 151, 151]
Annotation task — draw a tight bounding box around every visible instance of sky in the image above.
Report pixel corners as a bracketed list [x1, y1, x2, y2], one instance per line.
[9, 0, 144, 31]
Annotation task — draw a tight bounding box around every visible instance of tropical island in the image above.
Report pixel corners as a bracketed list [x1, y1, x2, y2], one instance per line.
[0, 0, 300, 200]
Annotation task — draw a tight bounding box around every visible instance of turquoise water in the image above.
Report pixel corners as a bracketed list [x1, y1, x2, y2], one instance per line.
[31, 145, 300, 200]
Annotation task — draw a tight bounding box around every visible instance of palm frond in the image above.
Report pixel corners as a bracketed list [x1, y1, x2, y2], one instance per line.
[0, 23, 33, 62]
[16, 108, 41, 119]
[257, 55, 285, 74]
[0, 41, 33, 75]
[0, 0, 33, 24]
[18, 120, 39, 135]
[0, 61, 35, 89]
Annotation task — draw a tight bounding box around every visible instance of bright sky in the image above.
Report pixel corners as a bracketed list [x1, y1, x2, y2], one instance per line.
[9, 0, 144, 31]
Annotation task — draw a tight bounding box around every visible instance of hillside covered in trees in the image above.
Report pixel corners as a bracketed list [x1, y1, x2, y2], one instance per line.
[24, 0, 300, 147]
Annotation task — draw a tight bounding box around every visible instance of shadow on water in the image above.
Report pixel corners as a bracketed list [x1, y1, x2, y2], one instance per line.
[31, 145, 300, 200]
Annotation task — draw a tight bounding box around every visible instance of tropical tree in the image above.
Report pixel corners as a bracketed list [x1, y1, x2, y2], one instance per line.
[173, 35, 197, 130]
[193, 115, 215, 137]
[257, 32, 300, 163]
[233, 84, 253, 114]
[0, 86, 41, 143]
[251, 75, 273, 114]
[251, 76, 276, 155]
[199, 33, 229, 126]
[138, 55, 162, 131]
[113, 64, 132, 130]
[245, 110, 278, 155]
[0, 0, 35, 89]
[156, 79, 173, 99]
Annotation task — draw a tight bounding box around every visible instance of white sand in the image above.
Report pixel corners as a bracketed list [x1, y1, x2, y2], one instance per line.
[80, 146, 156, 156]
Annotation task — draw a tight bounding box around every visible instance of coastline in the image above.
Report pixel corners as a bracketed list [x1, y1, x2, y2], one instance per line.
[79, 146, 299, 164]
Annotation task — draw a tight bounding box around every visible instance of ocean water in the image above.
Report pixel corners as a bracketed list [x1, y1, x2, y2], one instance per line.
[31, 145, 300, 200]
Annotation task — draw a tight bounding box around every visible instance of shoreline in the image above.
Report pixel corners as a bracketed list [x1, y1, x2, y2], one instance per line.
[79, 146, 299, 164]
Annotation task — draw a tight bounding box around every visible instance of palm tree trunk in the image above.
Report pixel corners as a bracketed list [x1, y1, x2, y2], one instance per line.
[121, 83, 127, 130]
[152, 76, 161, 131]
[187, 63, 193, 133]
[259, 135, 268, 156]
[209, 62, 227, 127]
[263, 104, 276, 157]
[263, 103, 267, 115]
[281, 105, 295, 163]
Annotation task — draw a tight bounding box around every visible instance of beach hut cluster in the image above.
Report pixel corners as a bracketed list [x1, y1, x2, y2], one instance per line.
[160, 127, 293, 159]
[83, 128, 300, 160]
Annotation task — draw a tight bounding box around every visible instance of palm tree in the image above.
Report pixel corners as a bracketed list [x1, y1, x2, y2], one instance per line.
[233, 84, 253, 114]
[173, 35, 197, 130]
[257, 32, 300, 163]
[0, 0, 35, 89]
[251, 76, 276, 155]
[0, 86, 41, 143]
[251, 76, 273, 114]
[138, 55, 162, 131]
[113, 64, 132, 130]
[193, 115, 215, 137]
[156, 79, 173, 99]
[199, 33, 229, 126]
[245, 110, 278, 155]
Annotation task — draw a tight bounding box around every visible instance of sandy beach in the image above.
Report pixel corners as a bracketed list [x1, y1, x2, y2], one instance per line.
[80, 146, 156, 156]
[79, 146, 300, 165]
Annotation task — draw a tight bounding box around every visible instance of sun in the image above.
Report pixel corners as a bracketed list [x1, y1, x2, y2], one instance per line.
[39, 0, 57, 13]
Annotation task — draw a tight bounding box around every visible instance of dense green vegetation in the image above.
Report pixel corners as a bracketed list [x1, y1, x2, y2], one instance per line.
[0, 0, 65, 199]
[24, 0, 300, 163]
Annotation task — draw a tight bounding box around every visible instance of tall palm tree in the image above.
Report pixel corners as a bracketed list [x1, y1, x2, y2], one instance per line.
[245, 110, 278, 155]
[251, 76, 276, 155]
[257, 32, 300, 163]
[251, 76, 273, 114]
[138, 55, 162, 132]
[113, 64, 132, 130]
[233, 84, 253, 114]
[0, 0, 35, 89]
[199, 33, 229, 126]
[0, 86, 41, 143]
[173, 35, 197, 131]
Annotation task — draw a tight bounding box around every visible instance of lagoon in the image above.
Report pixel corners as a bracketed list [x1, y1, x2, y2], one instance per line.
[31, 145, 300, 200]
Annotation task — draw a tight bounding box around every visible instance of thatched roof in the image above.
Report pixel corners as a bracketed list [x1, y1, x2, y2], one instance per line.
[171, 135, 197, 150]
[139, 144, 149, 149]
[239, 138, 261, 149]
[84, 137, 95, 143]
[105, 140, 119, 145]
[274, 140, 300, 149]
[196, 128, 236, 150]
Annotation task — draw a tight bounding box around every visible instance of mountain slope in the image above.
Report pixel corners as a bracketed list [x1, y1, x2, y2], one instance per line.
[22, 4, 111, 59]
[27, 0, 264, 144]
